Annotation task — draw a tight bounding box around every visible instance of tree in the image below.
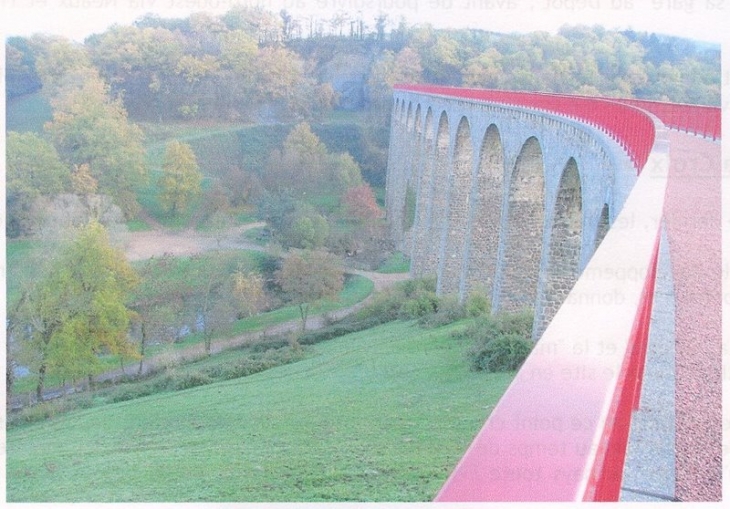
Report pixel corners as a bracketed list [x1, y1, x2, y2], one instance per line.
[158, 140, 203, 216]
[10, 221, 139, 400]
[342, 184, 381, 229]
[286, 209, 330, 250]
[32, 35, 93, 96]
[275, 250, 344, 331]
[45, 69, 147, 217]
[6, 131, 70, 237]
[232, 269, 267, 318]
[462, 49, 504, 88]
[264, 122, 328, 196]
[6, 37, 43, 99]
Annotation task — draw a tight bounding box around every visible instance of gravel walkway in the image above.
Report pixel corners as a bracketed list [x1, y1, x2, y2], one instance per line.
[663, 131, 722, 501]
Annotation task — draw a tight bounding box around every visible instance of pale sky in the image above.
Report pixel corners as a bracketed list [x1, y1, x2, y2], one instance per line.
[0, 0, 727, 44]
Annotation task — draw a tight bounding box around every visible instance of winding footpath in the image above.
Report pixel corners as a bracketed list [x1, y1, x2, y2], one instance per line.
[663, 131, 722, 501]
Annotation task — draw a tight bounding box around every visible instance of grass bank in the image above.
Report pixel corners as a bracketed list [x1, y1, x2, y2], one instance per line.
[6, 319, 513, 502]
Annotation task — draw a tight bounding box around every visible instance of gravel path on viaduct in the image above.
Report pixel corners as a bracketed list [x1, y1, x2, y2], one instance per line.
[664, 131, 722, 501]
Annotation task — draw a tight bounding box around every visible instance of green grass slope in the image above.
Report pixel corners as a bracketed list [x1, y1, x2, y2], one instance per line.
[6, 320, 513, 502]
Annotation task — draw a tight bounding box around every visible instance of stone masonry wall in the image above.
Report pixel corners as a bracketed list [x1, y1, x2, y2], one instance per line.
[386, 92, 635, 338]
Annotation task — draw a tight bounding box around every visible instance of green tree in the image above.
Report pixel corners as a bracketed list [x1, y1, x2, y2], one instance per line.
[285, 208, 330, 250]
[10, 221, 139, 400]
[6, 37, 43, 99]
[45, 69, 147, 217]
[158, 141, 203, 216]
[275, 250, 344, 332]
[6, 131, 70, 237]
[462, 48, 504, 88]
[264, 122, 328, 196]
[32, 35, 93, 96]
[86, 25, 185, 120]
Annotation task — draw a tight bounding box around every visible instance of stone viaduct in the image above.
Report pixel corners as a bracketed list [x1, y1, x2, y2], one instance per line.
[386, 85, 640, 337]
[384, 84, 722, 501]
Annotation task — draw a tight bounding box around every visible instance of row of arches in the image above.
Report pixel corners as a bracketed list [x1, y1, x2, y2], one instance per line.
[388, 98, 612, 337]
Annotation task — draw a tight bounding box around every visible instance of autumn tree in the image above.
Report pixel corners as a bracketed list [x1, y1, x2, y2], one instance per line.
[10, 221, 139, 400]
[342, 184, 381, 230]
[6, 131, 70, 237]
[45, 69, 147, 217]
[275, 250, 344, 332]
[264, 122, 328, 196]
[158, 140, 203, 216]
[32, 35, 93, 96]
[232, 269, 267, 318]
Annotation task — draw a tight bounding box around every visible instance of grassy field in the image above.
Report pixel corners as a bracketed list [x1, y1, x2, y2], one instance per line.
[6, 320, 513, 502]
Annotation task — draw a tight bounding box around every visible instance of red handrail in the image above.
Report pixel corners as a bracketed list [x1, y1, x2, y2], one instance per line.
[394, 84, 657, 172]
[612, 98, 720, 141]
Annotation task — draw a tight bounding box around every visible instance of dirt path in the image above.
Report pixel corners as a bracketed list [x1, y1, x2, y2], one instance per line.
[124, 222, 268, 261]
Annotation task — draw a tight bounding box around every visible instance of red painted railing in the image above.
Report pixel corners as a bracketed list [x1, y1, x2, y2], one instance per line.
[391, 85, 672, 501]
[612, 98, 720, 141]
[394, 84, 657, 172]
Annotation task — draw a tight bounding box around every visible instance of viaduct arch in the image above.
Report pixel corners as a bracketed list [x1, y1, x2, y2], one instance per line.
[387, 87, 635, 337]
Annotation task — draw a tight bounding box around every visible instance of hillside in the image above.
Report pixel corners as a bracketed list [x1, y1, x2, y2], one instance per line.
[6, 320, 514, 502]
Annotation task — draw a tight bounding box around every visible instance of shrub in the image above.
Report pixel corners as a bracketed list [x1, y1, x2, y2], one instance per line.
[354, 287, 404, 324]
[398, 290, 439, 319]
[465, 292, 491, 317]
[418, 295, 467, 328]
[248, 337, 290, 353]
[450, 316, 500, 343]
[467, 333, 533, 373]
[170, 371, 214, 391]
[453, 309, 535, 373]
[495, 310, 534, 338]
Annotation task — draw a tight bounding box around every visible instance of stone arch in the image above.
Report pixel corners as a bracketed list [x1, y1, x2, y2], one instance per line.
[422, 111, 450, 276]
[411, 107, 435, 275]
[401, 105, 422, 247]
[498, 136, 545, 312]
[535, 158, 583, 337]
[463, 124, 504, 299]
[438, 116, 473, 295]
[595, 203, 610, 249]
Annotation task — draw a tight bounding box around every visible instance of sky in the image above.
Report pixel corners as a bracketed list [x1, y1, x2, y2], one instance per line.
[0, 0, 728, 44]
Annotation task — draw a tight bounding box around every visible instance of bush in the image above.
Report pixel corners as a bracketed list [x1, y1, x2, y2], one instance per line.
[453, 309, 535, 373]
[495, 310, 534, 338]
[298, 316, 383, 345]
[169, 371, 214, 391]
[418, 295, 467, 328]
[398, 290, 439, 319]
[467, 333, 533, 373]
[465, 292, 491, 317]
[203, 346, 305, 381]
